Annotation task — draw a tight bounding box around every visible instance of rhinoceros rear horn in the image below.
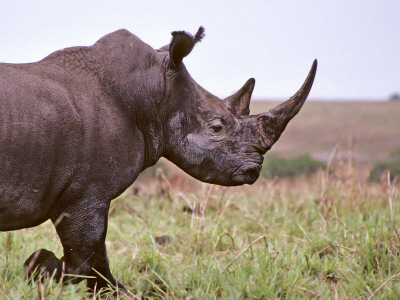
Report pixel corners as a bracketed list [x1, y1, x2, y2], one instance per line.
[169, 26, 205, 68]
[224, 78, 255, 117]
[257, 60, 317, 146]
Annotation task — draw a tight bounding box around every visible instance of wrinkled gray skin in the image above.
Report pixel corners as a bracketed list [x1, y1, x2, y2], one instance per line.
[0, 27, 317, 292]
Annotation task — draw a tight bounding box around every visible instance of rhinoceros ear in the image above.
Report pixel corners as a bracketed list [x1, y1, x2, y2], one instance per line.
[223, 78, 255, 117]
[169, 26, 205, 68]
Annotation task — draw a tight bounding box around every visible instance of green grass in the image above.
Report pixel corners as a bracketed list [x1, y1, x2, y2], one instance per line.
[1, 165, 400, 299]
[370, 147, 400, 182]
[262, 153, 325, 178]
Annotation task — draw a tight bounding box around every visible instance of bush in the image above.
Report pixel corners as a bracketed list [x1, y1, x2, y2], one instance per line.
[389, 92, 400, 101]
[261, 153, 325, 178]
[369, 148, 400, 182]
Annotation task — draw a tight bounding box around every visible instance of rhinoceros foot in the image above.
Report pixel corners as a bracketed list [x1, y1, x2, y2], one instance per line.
[24, 248, 127, 295]
[24, 249, 63, 282]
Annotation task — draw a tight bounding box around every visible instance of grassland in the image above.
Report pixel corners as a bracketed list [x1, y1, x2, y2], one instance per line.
[252, 100, 400, 164]
[0, 101, 400, 299]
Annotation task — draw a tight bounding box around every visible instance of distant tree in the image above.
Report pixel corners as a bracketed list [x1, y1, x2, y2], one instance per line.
[389, 92, 400, 101]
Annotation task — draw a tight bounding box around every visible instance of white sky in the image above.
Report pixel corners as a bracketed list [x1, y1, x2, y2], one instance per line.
[0, 1, 399, 100]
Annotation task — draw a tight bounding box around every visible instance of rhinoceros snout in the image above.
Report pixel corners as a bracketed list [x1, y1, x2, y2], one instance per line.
[231, 163, 262, 185]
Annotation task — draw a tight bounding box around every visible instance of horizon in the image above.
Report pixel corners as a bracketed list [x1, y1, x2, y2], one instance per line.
[251, 97, 396, 102]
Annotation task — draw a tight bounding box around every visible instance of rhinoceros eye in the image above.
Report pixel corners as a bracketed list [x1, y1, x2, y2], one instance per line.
[210, 119, 225, 134]
[211, 124, 223, 133]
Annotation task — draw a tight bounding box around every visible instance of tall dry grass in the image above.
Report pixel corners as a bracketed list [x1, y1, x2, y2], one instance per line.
[1, 150, 399, 299]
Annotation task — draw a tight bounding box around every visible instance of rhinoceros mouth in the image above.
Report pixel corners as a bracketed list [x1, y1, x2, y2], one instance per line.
[231, 163, 262, 185]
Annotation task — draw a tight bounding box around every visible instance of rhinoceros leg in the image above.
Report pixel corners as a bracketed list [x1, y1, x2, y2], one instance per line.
[24, 199, 126, 291]
[23, 197, 125, 293]
[49, 199, 125, 293]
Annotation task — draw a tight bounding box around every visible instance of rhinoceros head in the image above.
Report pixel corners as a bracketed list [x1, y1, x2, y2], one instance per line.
[162, 27, 317, 186]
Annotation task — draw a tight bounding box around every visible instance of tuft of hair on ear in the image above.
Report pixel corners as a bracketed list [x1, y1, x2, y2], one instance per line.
[193, 26, 205, 44]
[169, 26, 205, 67]
[170, 26, 205, 52]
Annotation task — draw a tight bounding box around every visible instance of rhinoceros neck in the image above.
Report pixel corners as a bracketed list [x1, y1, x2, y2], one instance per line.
[96, 31, 169, 168]
[44, 46, 103, 74]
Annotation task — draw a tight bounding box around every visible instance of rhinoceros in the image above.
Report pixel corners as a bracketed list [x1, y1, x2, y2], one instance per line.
[0, 26, 317, 292]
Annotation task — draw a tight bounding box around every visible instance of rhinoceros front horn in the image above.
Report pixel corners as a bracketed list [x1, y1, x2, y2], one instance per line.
[257, 59, 318, 148]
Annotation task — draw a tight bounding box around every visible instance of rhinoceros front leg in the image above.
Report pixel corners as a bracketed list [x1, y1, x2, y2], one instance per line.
[53, 200, 126, 293]
[24, 198, 125, 293]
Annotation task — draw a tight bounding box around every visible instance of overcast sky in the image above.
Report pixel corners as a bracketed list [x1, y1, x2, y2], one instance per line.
[0, 1, 399, 100]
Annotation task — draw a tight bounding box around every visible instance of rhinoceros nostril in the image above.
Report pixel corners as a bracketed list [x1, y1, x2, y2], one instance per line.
[243, 165, 261, 180]
[231, 164, 261, 185]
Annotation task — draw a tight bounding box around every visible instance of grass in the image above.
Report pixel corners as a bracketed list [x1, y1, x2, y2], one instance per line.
[1, 160, 399, 299]
[1, 100, 399, 298]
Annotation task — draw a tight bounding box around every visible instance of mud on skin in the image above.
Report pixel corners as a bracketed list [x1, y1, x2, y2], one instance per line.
[0, 26, 317, 292]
